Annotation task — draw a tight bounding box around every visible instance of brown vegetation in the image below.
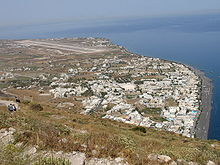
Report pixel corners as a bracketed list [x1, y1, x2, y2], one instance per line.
[0, 100, 219, 165]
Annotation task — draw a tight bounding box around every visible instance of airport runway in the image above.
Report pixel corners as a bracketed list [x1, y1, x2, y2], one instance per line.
[16, 40, 109, 54]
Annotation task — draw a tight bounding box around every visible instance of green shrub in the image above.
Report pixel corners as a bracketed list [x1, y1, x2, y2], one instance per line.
[30, 103, 43, 111]
[126, 95, 135, 99]
[55, 125, 71, 136]
[150, 117, 167, 122]
[0, 144, 30, 165]
[81, 89, 94, 97]
[34, 156, 71, 165]
[139, 107, 162, 115]
[9, 76, 33, 88]
[22, 100, 30, 105]
[131, 126, 146, 133]
[134, 80, 144, 85]
[100, 92, 107, 98]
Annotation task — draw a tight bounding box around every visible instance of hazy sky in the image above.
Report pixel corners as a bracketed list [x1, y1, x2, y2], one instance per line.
[0, 0, 220, 27]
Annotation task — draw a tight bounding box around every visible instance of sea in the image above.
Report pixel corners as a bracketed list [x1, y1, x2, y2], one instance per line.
[1, 12, 220, 140]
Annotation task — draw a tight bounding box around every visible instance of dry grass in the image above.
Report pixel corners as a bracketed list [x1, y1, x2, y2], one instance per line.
[0, 99, 220, 165]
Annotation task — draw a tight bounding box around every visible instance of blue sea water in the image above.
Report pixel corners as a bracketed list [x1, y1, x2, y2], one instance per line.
[1, 13, 220, 140]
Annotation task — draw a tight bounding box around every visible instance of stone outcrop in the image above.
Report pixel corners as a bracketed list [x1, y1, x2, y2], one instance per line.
[44, 151, 129, 165]
[85, 157, 129, 165]
[207, 160, 216, 165]
[148, 154, 172, 163]
[0, 127, 16, 146]
[147, 154, 212, 165]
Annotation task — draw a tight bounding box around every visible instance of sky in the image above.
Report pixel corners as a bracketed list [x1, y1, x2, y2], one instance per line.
[0, 0, 220, 27]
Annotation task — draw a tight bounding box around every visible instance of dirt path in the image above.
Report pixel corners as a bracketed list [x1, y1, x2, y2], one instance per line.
[0, 100, 19, 109]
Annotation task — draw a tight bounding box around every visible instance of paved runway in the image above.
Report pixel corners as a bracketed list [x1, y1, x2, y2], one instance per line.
[16, 40, 109, 54]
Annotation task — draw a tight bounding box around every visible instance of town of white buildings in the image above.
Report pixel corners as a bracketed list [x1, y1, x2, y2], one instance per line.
[0, 38, 202, 138]
[47, 55, 201, 138]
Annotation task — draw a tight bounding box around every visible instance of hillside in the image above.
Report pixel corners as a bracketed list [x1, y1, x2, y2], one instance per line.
[0, 98, 220, 165]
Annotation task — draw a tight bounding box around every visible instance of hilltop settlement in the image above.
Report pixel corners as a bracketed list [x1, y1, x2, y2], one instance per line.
[0, 38, 208, 139]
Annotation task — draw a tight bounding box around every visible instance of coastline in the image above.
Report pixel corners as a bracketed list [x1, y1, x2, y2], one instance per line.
[188, 66, 213, 139]
[1, 38, 213, 139]
[123, 47, 213, 139]
[100, 40, 214, 139]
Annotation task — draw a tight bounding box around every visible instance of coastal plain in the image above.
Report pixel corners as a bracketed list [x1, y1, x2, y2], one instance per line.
[0, 38, 219, 165]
